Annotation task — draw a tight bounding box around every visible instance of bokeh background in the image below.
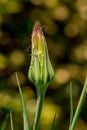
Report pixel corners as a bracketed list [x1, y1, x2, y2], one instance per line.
[0, 0, 87, 130]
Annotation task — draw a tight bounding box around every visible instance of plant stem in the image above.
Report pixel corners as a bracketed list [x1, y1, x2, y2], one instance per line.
[33, 84, 47, 130]
[33, 94, 44, 130]
[69, 82, 73, 129]
[70, 78, 87, 130]
[10, 111, 14, 130]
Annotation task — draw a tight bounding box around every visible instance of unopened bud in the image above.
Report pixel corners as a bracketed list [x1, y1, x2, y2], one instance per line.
[28, 21, 54, 86]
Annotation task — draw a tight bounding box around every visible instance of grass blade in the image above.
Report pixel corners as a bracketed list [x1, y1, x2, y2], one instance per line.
[69, 82, 73, 129]
[1, 114, 9, 130]
[10, 111, 14, 130]
[15, 72, 31, 130]
[50, 112, 56, 130]
[70, 78, 87, 130]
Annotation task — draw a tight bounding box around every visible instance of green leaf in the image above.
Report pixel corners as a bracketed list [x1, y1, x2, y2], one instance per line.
[70, 77, 87, 130]
[1, 114, 9, 130]
[69, 82, 73, 128]
[50, 112, 56, 130]
[15, 72, 31, 130]
[10, 111, 14, 130]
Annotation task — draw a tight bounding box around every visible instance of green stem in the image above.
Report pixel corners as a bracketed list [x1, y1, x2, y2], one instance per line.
[70, 78, 87, 130]
[69, 82, 73, 129]
[10, 111, 14, 130]
[33, 93, 44, 130]
[33, 84, 47, 130]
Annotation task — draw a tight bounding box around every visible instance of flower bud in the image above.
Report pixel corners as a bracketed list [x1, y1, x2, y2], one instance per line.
[28, 21, 54, 86]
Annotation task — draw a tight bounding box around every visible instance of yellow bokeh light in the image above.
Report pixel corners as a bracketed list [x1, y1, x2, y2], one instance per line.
[5, 0, 22, 13]
[71, 42, 87, 62]
[0, 91, 21, 112]
[9, 50, 25, 67]
[53, 5, 70, 21]
[64, 23, 79, 38]
[66, 64, 81, 80]
[0, 0, 8, 4]
[0, 53, 8, 69]
[80, 6, 87, 20]
[40, 100, 62, 130]
[30, 0, 44, 5]
[43, 0, 58, 8]
[55, 68, 70, 84]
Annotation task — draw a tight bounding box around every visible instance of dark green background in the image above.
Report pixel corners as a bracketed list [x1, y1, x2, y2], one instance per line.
[0, 0, 87, 130]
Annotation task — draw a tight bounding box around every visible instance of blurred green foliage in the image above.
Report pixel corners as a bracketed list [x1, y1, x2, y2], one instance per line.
[0, 0, 87, 130]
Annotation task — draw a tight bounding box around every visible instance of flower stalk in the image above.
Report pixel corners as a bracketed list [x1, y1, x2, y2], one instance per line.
[33, 84, 47, 130]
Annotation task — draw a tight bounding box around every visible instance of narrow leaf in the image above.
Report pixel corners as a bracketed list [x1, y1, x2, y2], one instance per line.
[1, 114, 9, 130]
[70, 77, 87, 130]
[69, 82, 73, 128]
[15, 72, 31, 130]
[10, 111, 14, 130]
[50, 112, 56, 130]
